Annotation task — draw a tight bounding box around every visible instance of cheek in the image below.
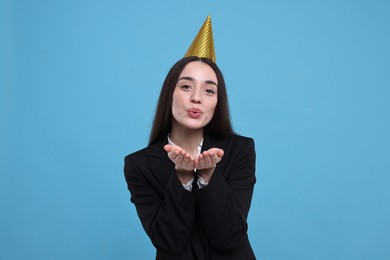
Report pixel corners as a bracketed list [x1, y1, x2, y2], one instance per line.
[172, 91, 185, 106]
[171, 101, 178, 118]
[212, 98, 218, 110]
[207, 100, 218, 118]
[171, 93, 178, 111]
[171, 93, 184, 118]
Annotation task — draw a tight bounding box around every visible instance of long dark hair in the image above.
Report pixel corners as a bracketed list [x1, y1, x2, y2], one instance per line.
[148, 56, 234, 146]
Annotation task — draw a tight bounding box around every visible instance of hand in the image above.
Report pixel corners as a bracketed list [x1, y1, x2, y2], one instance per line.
[195, 148, 224, 183]
[164, 144, 195, 183]
[194, 148, 224, 170]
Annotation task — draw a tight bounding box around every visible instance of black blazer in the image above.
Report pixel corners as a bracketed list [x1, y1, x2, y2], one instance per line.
[124, 134, 256, 260]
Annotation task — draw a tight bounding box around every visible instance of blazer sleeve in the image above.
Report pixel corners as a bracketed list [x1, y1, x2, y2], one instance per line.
[124, 154, 196, 254]
[196, 137, 256, 250]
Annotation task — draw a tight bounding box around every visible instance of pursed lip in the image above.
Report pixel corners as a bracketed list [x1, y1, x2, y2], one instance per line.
[187, 108, 202, 118]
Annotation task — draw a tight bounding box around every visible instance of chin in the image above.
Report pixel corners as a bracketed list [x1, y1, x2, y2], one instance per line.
[182, 122, 207, 130]
[185, 125, 205, 130]
[174, 118, 211, 131]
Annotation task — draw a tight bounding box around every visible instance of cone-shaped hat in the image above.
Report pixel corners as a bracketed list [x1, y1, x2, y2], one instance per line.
[184, 15, 216, 63]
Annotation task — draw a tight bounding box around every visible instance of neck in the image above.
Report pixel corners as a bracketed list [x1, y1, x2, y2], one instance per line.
[170, 126, 204, 157]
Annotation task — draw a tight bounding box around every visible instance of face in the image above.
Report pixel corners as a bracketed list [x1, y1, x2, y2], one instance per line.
[171, 61, 218, 132]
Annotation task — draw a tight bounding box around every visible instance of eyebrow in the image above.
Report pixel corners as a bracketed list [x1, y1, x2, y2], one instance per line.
[178, 76, 218, 87]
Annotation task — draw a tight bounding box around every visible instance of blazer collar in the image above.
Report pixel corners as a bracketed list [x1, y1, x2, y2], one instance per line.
[201, 132, 231, 152]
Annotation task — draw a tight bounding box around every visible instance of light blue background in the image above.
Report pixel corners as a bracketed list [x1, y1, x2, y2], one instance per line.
[1, 0, 389, 259]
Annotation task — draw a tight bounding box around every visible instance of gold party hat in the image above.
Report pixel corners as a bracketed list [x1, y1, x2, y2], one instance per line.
[184, 15, 216, 63]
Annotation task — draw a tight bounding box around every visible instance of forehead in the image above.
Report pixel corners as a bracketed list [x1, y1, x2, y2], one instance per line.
[179, 61, 218, 82]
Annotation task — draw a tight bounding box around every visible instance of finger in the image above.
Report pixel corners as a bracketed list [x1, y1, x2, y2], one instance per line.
[208, 148, 224, 158]
[180, 153, 195, 171]
[208, 152, 217, 164]
[164, 144, 173, 152]
[182, 153, 191, 165]
[216, 149, 224, 158]
[169, 147, 183, 160]
[186, 157, 196, 170]
[210, 152, 221, 164]
[175, 151, 186, 163]
[203, 152, 213, 166]
[197, 154, 205, 168]
[193, 158, 199, 169]
[165, 146, 181, 160]
[168, 150, 179, 160]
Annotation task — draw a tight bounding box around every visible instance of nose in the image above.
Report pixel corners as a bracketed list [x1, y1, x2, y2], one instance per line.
[190, 88, 202, 104]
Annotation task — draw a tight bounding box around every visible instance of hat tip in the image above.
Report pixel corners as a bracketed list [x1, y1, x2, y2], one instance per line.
[183, 15, 216, 63]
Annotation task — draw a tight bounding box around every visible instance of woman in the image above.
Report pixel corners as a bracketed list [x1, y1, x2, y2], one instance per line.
[124, 56, 257, 259]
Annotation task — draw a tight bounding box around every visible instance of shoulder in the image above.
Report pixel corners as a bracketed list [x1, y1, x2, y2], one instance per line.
[125, 146, 149, 160]
[229, 134, 254, 143]
[124, 141, 165, 164]
[225, 134, 256, 165]
[203, 133, 255, 154]
[124, 144, 160, 177]
[225, 134, 255, 149]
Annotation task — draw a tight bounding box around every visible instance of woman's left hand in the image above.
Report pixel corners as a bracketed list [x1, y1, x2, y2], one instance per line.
[195, 148, 224, 183]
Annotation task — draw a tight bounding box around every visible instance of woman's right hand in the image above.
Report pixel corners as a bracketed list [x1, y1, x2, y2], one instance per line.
[164, 144, 195, 183]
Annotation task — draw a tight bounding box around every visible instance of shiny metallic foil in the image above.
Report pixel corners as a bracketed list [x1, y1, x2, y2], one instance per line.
[184, 15, 216, 64]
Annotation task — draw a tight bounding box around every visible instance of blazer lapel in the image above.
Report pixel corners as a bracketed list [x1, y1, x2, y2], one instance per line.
[202, 134, 232, 177]
[202, 133, 230, 152]
[145, 139, 175, 196]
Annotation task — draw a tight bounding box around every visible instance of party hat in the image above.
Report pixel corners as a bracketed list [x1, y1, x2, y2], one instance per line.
[184, 15, 216, 63]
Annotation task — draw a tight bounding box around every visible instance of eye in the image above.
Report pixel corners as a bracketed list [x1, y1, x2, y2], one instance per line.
[180, 84, 191, 90]
[205, 88, 216, 95]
